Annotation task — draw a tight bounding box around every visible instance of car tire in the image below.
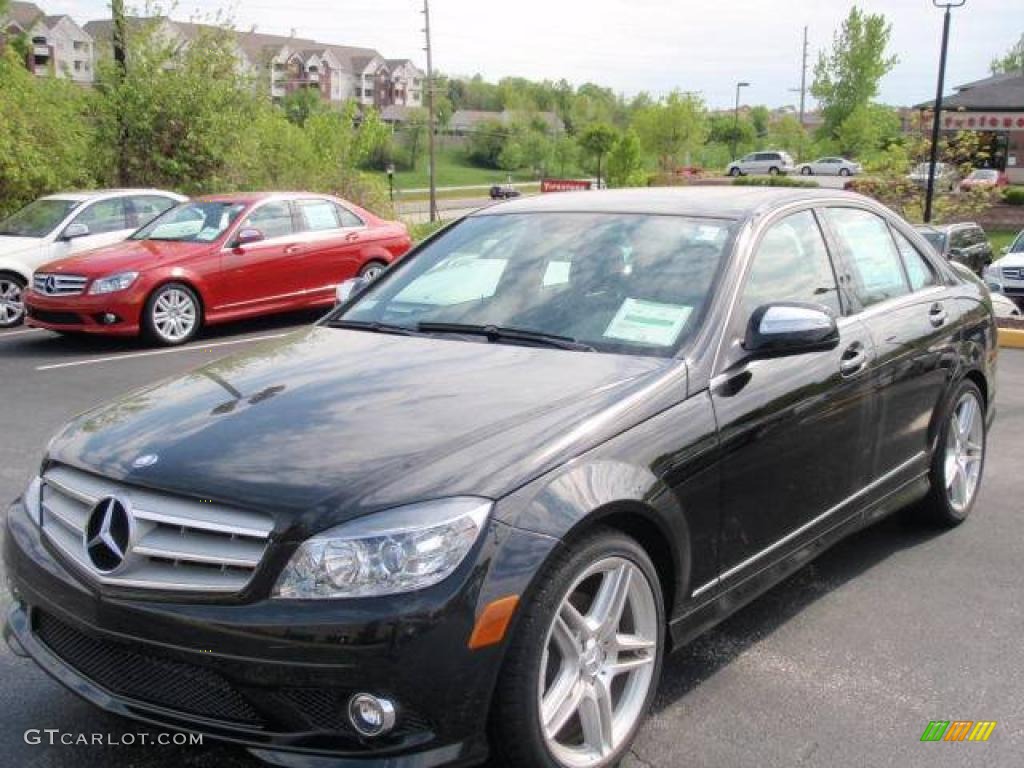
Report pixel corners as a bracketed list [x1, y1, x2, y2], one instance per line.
[143, 282, 202, 346]
[839, 168, 850, 177]
[729, 167, 741, 177]
[490, 526, 665, 768]
[768, 167, 780, 176]
[0, 273, 27, 328]
[801, 167, 812, 176]
[915, 379, 987, 528]
[359, 260, 388, 281]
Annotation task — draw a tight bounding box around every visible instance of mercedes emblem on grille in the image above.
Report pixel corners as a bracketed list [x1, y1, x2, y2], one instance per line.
[44, 275, 57, 294]
[83, 496, 133, 574]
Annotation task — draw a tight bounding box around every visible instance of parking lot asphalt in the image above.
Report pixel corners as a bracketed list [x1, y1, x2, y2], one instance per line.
[1, 316, 1021, 767]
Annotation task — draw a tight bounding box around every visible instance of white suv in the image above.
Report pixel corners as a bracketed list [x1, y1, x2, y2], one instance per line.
[0, 189, 185, 327]
[726, 151, 796, 177]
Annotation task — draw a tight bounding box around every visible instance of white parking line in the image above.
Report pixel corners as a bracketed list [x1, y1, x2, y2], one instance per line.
[35, 333, 290, 372]
[0, 328, 46, 339]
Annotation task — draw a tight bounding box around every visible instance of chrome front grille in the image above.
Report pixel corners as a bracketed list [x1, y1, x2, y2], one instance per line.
[1001, 267, 1023, 282]
[33, 273, 88, 296]
[40, 465, 274, 593]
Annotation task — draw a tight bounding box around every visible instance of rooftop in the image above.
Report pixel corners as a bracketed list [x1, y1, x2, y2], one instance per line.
[917, 72, 1024, 112]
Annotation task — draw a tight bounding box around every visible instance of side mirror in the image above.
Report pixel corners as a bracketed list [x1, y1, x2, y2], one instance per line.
[61, 222, 90, 240]
[335, 276, 370, 305]
[744, 303, 839, 356]
[234, 228, 264, 247]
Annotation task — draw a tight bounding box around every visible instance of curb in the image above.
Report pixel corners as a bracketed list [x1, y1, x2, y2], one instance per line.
[997, 327, 1024, 349]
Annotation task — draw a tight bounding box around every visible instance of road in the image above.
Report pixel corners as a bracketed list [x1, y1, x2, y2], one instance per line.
[1, 317, 1021, 767]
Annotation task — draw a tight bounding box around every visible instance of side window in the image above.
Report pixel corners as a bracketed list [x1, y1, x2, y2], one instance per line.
[335, 203, 364, 228]
[242, 202, 295, 239]
[71, 198, 129, 235]
[824, 208, 909, 308]
[949, 229, 969, 250]
[127, 195, 176, 228]
[296, 200, 341, 232]
[892, 229, 938, 292]
[739, 210, 841, 322]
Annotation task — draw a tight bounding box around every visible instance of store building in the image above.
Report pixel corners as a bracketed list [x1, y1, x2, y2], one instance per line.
[917, 72, 1024, 184]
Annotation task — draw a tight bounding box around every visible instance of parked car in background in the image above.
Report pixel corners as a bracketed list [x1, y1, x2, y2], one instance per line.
[0, 189, 185, 328]
[907, 162, 958, 192]
[796, 157, 862, 176]
[25, 193, 411, 345]
[915, 222, 993, 275]
[489, 184, 522, 200]
[727, 151, 796, 177]
[5, 188, 995, 768]
[959, 169, 1009, 190]
[984, 228, 1024, 308]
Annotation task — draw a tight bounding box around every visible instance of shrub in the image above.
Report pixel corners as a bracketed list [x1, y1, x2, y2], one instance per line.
[732, 176, 819, 188]
[1003, 187, 1024, 206]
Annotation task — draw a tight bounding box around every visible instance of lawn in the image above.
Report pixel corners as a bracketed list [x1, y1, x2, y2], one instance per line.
[989, 229, 1020, 254]
[390, 146, 538, 191]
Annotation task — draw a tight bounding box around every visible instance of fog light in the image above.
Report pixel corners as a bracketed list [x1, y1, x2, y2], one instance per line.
[347, 693, 396, 737]
[102, 313, 119, 325]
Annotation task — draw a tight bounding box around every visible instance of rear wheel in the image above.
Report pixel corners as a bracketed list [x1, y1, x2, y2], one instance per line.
[144, 282, 201, 346]
[359, 260, 388, 281]
[0, 273, 26, 328]
[839, 167, 851, 177]
[728, 167, 741, 177]
[916, 380, 986, 527]
[490, 528, 664, 768]
[801, 166, 812, 176]
[768, 166, 780, 176]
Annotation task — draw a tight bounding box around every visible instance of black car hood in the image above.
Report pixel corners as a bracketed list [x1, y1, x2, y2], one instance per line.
[48, 328, 685, 533]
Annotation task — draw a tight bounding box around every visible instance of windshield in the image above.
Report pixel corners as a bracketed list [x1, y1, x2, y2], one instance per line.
[332, 212, 736, 357]
[132, 201, 246, 242]
[0, 198, 81, 237]
[1010, 232, 1024, 254]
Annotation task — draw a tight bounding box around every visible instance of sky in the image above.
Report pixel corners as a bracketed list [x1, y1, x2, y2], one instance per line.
[57, 0, 1023, 109]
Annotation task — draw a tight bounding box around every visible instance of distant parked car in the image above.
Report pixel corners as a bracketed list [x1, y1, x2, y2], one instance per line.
[907, 162, 958, 192]
[489, 184, 522, 200]
[0, 189, 185, 328]
[915, 222, 993, 275]
[983, 228, 1024, 308]
[25, 193, 412, 345]
[959, 169, 1009, 190]
[796, 157, 862, 177]
[726, 151, 796, 177]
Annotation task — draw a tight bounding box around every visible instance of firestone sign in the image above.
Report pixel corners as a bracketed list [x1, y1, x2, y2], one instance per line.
[938, 111, 1024, 130]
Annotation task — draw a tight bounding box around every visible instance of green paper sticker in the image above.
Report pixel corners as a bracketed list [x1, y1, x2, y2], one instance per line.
[604, 298, 693, 346]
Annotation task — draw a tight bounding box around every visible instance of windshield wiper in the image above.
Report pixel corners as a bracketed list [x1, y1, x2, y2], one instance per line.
[417, 322, 595, 351]
[326, 318, 424, 337]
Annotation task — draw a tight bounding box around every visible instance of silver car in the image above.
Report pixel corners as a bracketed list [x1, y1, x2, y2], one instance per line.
[726, 151, 795, 177]
[796, 157, 862, 177]
[907, 162, 958, 192]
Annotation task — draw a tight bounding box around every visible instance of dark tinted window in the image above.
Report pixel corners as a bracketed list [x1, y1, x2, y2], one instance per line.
[740, 210, 840, 319]
[824, 208, 909, 307]
[336, 204, 364, 228]
[892, 230, 937, 292]
[949, 228, 971, 249]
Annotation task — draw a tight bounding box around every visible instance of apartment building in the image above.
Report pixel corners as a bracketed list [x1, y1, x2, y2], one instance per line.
[1, 1, 94, 83]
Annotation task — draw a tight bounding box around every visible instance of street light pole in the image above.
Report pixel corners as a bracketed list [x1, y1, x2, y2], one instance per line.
[422, 0, 438, 223]
[925, 0, 965, 224]
[733, 81, 750, 160]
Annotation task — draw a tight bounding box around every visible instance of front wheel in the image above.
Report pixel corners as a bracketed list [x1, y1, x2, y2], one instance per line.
[839, 167, 851, 177]
[490, 528, 664, 768]
[359, 260, 388, 281]
[0, 274, 26, 328]
[728, 167, 741, 177]
[768, 166, 780, 176]
[915, 380, 986, 527]
[143, 282, 201, 346]
[801, 166, 812, 176]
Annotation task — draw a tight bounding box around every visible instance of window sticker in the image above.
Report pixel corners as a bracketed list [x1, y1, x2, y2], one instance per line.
[604, 298, 693, 346]
[542, 260, 572, 286]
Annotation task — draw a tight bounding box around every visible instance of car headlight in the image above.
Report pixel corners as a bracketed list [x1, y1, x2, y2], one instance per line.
[88, 272, 139, 295]
[274, 497, 492, 599]
[23, 476, 42, 526]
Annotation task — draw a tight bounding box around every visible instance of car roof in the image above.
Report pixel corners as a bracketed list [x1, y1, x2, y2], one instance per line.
[196, 191, 329, 204]
[472, 186, 873, 221]
[40, 189, 183, 203]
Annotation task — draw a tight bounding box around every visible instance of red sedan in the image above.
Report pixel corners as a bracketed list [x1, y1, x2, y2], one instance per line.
[25, 193, 412, 345]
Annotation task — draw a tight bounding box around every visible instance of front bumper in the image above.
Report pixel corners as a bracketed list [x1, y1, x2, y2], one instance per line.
[24, 289, 144, 336]
[4, 497, 558, 766]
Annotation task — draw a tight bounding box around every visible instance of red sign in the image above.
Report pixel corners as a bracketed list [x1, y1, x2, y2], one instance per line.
[939, 111, 1024, 131]
[541, 179, 593, 193]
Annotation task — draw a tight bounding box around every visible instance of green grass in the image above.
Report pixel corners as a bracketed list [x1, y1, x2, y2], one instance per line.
[390, 146, 538, 190]
[989, 229, 1020, 253]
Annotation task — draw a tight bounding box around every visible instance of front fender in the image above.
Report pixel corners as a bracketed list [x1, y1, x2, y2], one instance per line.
[0, 256, 34, 282]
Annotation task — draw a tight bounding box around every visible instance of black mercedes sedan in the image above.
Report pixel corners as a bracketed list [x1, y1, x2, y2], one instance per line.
[4, 188, 996, 768]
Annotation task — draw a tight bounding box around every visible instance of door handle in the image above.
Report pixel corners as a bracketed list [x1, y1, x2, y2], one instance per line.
[285, 245, 302, 255]
[839, 342, 868, 377]
[344, 232, 360, 242]
[929, 302, 947, 327]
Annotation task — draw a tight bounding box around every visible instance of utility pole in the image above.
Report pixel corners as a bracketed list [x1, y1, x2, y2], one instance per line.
[798, 26, 808, 127]
[111, 0, 128, 185]
[422, 0, 438, 223]
[925, 1, 965, 224]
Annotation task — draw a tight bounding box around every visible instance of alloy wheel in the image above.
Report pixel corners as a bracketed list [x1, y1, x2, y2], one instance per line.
[538, 557, 658, 768]
[152, 288, 197, 343]
[944, 391, 984, 514]
[361, 263, 386, 281]
[0, 277, 25, 327]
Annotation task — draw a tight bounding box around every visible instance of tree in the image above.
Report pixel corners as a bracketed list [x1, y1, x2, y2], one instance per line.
[632, 91, 709, 172]
[552, 136, 578, 176]
[466, 118, 512, 168]
[766, 115, 811, 160]
[709, 114, 755, 155]
[750, 105, 770, 138]
[834, 103, 900, 157]
[577, 123, 618, 185]
[811, 6, 897, 138]
[281, 87, 325, 127]
[401, 108, 429, 169]
[606, 129, 645, 187]
[991, 34, 1024, 75]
